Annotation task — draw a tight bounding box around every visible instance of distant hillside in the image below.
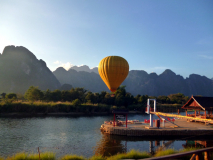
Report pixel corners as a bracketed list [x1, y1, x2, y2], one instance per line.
[70, 65, 98, 74]
[53, 67, 108, 93]
[1, 45, 213, 97]
[123, 69, 213, 96]
[54, 67, 213, 96]
[0, 46, 61, 94]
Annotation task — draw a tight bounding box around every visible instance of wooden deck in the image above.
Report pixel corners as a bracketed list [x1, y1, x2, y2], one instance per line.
[100, 119, 213, 137]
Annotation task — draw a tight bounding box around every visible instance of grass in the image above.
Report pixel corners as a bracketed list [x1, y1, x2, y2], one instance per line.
[60, 155, 85, 160]
[5, 152, 55, 160]
[2, 148, 212, 160]
[154, 148, 177, 157]
[88, 155, 105, 160]
[106, 150, 151, 160]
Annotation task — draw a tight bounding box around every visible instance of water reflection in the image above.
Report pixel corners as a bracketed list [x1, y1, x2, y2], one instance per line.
[94, 133, 126, 156]
[1, 115, 213, 158]
[183, 140, 213, 148]
[94, 131, 213, 157]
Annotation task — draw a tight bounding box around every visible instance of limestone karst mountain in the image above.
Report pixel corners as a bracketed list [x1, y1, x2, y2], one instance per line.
[0, 46, 61, 94]
[53, 67, 108, 93]
[69, 65, 98, 74]
[1, 45, 213, 96]
[54, 67, 213, 96]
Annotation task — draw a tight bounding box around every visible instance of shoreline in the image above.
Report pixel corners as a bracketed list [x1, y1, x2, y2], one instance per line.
[0, 111, 143, 117]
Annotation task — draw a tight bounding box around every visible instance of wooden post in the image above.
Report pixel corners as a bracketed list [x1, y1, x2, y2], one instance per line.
[38, 147, 41, 160]
[204, 151, 210, 160]
[114, 114, 115, 127]
[186, 110, 187, 116]
[199, 110, 200, 116]
[178, 109, 180, 115]
[195, 154, 199, 160]
[190, 154, 196, 160]
[125, 114, 127, 128]
[195, 110, 196, 118]
[205, 111, 207, 119]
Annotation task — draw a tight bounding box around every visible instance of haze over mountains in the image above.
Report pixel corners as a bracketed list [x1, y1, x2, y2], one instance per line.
[69, 65, 98, 74]
[0, 46, 60, 94]
[1, 46, 213, 96]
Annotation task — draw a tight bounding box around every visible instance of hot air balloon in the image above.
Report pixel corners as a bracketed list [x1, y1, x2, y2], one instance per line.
[98, 56, 129, 93]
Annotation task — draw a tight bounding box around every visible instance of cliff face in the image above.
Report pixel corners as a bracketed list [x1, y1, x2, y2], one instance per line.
[53, 67, 108, 93]
[1, 45, 212, 96]
[70, 65, 99, 74]
[0, 46, 61, 94]
[54, 66, 213, 96]
[123, 69, 213, 96]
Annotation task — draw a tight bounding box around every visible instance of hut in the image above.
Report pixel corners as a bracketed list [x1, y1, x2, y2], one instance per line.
[182, 96, 213, 119]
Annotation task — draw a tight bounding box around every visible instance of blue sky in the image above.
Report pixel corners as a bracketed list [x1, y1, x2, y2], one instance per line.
[0, 0, 213, 78]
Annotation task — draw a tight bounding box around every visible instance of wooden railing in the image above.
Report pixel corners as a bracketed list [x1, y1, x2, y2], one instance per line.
[122, 146, 213, 160]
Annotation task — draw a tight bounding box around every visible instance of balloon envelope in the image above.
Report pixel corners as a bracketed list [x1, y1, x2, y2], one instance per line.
[98, 56, 129, 92]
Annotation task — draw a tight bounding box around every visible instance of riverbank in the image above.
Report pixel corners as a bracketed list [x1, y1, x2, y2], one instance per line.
[0, 148, 208, 160]
[0, 101, 183, 117]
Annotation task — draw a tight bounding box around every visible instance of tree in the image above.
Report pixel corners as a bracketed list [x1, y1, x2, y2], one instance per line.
[85, 92, 95, 104]
[61, 90, 71, 102]
[72, 99, 81, 106]
[24, 86, 44, 101]
[1, 93, 6, 99]
[51, 89, 62, 102]
[5, 93, 17, 100]
[43, 89, 52, 102]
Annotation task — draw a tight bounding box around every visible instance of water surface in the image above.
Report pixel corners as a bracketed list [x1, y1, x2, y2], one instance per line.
[0, 113, 212, 158]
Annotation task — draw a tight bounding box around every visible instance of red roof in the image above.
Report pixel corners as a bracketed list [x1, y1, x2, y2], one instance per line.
[182, 96, 213, 111]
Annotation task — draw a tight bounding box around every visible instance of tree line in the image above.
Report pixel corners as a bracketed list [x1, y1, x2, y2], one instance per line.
[0, 86, 190, 106]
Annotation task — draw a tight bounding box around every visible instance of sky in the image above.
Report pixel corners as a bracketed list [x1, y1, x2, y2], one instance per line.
[0, 0, 213, 78]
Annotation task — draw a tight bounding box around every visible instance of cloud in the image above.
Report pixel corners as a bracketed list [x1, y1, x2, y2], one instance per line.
[53, 61, 74, 70]
[199, 55, 213, 59]
[61, 62, 74, 70]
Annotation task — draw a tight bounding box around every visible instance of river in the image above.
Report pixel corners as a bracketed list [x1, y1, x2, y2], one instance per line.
[0, 113, 212, 158]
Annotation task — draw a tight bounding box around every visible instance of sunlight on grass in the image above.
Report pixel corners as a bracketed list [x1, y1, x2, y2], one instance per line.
[88, 155, 105, 160]
[60, 155, 85, 160]
[5, 152, 55, 160]
[106, 150, 150, 160]
[154, 148, 177, 157]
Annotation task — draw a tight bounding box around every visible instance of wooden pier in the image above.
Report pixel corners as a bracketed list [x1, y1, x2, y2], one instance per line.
[100, 119, 213, 137]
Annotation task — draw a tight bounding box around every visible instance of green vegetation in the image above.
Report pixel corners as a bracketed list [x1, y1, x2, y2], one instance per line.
[1, 148, 210, 160]
[0, 86, 189, 114]
[154, 148, 177, 157]
[88, 155, 105, 160]
[60, 155, 85, 160]
[5, 152, 55, 160]
[105, 150, 150, 160]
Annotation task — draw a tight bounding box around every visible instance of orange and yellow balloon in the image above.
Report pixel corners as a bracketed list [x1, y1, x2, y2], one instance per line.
[98, 56, 129, 93]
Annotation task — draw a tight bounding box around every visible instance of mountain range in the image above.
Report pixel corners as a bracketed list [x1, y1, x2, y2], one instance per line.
[0, 46, 60, 94]
[69, 65, 98, 74]
[1, 45, 213, 96]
